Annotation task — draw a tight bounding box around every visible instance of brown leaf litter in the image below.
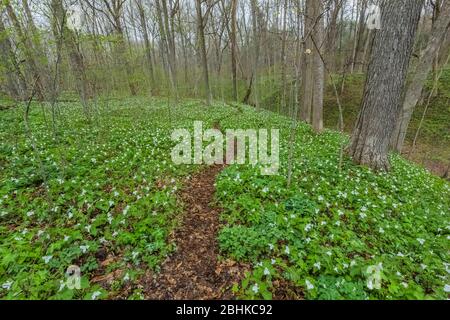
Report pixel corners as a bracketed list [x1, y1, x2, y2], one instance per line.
[143, 165, 249, 300]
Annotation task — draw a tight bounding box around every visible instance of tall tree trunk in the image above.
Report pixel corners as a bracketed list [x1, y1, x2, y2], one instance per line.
[51, 0, 91, 118]
[155, 0, 178, 99]
[230, 0, 238, 101]
[301, 0, 325, 132]
[390, 0, 450, 152]
[250, 0, 261, 109]
[280, 0, 288, 113]
[136, 0, 155, 93]
[5, 3, 46, 100]
[326, 0, 342, 72]
[348, 0, 424, 171]
[0, 15, 27, 100]
[195, 0, 212, 105]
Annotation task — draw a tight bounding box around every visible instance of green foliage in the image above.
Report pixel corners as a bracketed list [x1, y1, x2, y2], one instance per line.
[216, 105, 450, 300]
[0, 97, 448, 300]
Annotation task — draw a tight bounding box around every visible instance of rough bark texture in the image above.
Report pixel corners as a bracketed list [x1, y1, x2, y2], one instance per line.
[390, 0, 450, 152]
[348, 0, 424, 171]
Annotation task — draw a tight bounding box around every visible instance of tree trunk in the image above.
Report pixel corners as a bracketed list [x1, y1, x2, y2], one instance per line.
[195, 0, 212, 105]
[5, 3, 46, 100]
[348, 0, 424, 171]
[51, 0, 91, 118]
[301, 0, 324, 132]
[136, 0, 156, 93]
[230, 0, 238, 101]
[280, 0, 288, 113]
[390, 0, 450, 152]
[250, 0, 261, 109]
[0, 16, 27, 100]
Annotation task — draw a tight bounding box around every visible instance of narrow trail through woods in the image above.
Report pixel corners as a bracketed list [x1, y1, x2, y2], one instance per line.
[144, 165, 248, 300]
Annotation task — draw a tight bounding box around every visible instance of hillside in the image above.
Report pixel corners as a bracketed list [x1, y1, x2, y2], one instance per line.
[0, 98, 448, 300]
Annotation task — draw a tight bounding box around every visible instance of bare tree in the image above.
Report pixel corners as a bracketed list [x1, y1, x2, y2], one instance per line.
[195, 0, 213, 105]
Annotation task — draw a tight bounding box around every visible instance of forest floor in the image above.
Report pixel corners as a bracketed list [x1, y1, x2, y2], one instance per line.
[143, 165, 248, 299]
[0, 97, 449, 300]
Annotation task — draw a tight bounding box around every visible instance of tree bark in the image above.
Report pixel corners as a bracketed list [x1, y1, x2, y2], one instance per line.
[301, 0, 324, 132]
[390, 0, 450, 152]
[0, 15, 27, 100]
[348, 0, 424, 171]
[5, 3, 46, 100]
[135, 0, 156, 92]
[230, 0, 238, 101]
[195, 0, 212, 105]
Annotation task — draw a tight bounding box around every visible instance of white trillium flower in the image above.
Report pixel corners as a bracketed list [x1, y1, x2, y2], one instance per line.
[91, 291, 102, 300]
[42, 255, 53, 264]
[305, 279, 314, 290]
[2, 281, 13, 290]
[252, 283, 259, 294]
[285, 246, 290, 255]
[80, 245, 90, 253]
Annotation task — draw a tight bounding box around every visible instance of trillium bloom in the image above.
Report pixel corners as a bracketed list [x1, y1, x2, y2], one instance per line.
[91, 291, 102, 300]
[42, 255, 53, 264]
[80, 245, 89, 253]
[285, 246, 290, 255]
[2, 281, 13, 290]
[444, 284, 450, 293]
[417, 238, 426, 245]
[264, 268, 270, 276]
[305, 279, 314, 290]
[252, 283, 259, 294]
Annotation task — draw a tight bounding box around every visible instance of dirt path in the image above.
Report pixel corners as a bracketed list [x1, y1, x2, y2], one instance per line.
[144, 165, 248, 300]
